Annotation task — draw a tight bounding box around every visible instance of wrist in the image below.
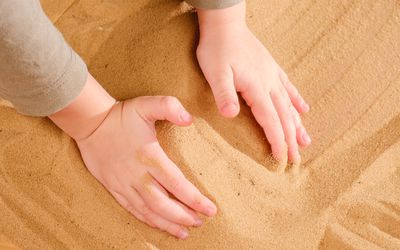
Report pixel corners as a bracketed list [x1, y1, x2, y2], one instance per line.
[49, 73, 116, 141]
[197, 1, 246, 34]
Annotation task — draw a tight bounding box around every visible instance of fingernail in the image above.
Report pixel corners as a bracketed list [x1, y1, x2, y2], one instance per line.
[194, 219, 203, 227]
[180, 111, 192, 122]
[302, 132, 311, 145]
[178, 229, 188, 239]
[221, 103, 238, 117]
[205, 205, 217, 216]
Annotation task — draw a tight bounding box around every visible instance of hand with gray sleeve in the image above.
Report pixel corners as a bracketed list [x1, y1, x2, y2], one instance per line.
[0, 0, 310, 239]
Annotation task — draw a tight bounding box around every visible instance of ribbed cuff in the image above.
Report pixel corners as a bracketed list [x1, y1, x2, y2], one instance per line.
[13, 50, 88, 117]
[185, 0, 243, 9]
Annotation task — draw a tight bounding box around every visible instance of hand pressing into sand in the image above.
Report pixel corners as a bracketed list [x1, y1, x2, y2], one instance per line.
[49, 74, 217, 239]
[196, 1, 311, 163]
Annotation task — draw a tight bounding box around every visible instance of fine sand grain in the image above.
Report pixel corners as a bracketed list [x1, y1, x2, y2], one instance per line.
[1, 0, 400, 249]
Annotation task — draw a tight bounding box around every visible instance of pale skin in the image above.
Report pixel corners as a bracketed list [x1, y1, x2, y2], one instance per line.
[197, 1, 311, 162]
[49, 1, 310, 240]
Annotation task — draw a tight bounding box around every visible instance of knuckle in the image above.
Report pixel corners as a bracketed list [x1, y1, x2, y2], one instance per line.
[168, 175, 183, 193]
[271, 140, 286, 152]
[164, 223, 174, 234]
[283, 116, 296, 133]
[124, 204, 134, 213]
[279, 70, 289, 82]
[269, 114, 281, 127]
[292, 110, 302, 126]
[274, 135, 286, 146]
[188, 195, 203, 209]
[279, 85, 288, 96]
[286, 131, 296, 143]
[269, 88, 281, 100]
[119, 201, 133, 213]
[165, 223, 180, 235]
[288, 119, 297, 132]
[281, 77, 290, 87]
[216, 89, 234, 103]
[295, 92, 302, 103]
[171, 211, 191, 225]
[254, 107, 275, 128]
[268, 130, 285, 146]
[289, 84, 299, 97]
[153, 199, 168, 212]
[288, 83, 301, 101]
[137, 204, 151, 216]
[162, 96, 179, 109]
[210, 68, 232, 85]
[288, 140, 298, 150]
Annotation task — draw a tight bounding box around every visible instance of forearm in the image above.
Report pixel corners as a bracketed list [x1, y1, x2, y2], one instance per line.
[49, 73, 116, 141]
[0, 0, 87, 116]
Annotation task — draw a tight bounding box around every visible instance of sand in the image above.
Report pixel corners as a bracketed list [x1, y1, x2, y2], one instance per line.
[1, 0, 400, 249]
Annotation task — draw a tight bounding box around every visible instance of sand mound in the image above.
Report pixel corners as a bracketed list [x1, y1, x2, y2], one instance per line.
[1, 0, 400, 249]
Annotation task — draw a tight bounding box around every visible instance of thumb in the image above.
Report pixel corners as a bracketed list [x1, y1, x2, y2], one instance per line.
[207, 68, 240, 118]
[136, 96, 193, 126]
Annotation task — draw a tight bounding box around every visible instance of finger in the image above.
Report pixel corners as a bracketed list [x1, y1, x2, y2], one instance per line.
[155, 181, 204, 227]
[279, 84, 304, 149]
[134, 172, 202, 227]
[123, 187, 189, 239]
[142, 207, 189, 239]
[170, 199, 203, 227]
[270, 88, 300, 163]
[297, 126, 312, 147]
[111, 190, 155, 227]
[279, 70, 309, 113]
[140, 144, 217, 217]
[242, 86, 286, 160]
[154, 183, 204, 227]
[207, 67, 240, 118]
[290, 106, 312, 147]
[136, 96, 193, 126]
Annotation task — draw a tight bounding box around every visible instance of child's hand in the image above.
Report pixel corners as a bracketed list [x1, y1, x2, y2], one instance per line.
[196, 1, 311, 163]
[50, 75, 217, 239]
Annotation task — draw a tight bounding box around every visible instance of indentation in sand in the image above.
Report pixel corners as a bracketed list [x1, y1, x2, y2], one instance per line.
[1, 0, 399, 249]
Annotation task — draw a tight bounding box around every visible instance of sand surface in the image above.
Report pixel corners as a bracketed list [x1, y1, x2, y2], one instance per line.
[1, 0, 400, 249]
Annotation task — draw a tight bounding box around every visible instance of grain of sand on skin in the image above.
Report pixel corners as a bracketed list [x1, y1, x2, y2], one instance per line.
[1, 0, 400, 249]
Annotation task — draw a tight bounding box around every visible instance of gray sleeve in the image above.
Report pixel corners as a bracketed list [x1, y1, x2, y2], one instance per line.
[185, 0, 243, 9]
[0, 0, 88, 117]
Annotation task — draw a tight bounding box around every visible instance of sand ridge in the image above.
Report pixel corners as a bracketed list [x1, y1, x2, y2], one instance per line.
[1, 0, 400, 249]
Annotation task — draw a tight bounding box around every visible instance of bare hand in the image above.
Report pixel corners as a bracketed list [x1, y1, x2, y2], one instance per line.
[75, 96, 217, 239]
[196, 2, 311, 163]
